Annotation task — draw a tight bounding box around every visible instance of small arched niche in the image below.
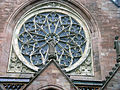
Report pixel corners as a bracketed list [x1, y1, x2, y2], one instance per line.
[45, 88, 58, 90]
[38, 85, 64, 90]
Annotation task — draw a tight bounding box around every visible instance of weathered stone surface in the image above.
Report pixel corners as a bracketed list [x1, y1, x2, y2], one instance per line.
[24, 60, 77, 90]
[0, 0, 119, 83]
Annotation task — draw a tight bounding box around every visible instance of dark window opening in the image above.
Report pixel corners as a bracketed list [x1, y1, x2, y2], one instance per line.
[45, 88, 57, 90]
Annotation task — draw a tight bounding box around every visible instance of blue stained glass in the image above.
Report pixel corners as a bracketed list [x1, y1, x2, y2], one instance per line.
[48, 12, 59, 22]
[56, 25, 62, 34]
[19, 26, 24, 34]
[71, 48, 75, 53]
[80, 28, 85, 38]
[55, 45, 62, 54]
[60, 60, 64, 65]
[25, 22, 35, 30]
[81, 43, 86, 52]
[61, 16, 70, 24]
[74, 37, 78, 42]
[72, 18, 78, 24]
[65, 45, 69, 50]
[72, 57, 79, 64]
[35, 15, 45, 23]
[18, 12, 87, 68]
[26, 17, 34, 22]
[18, 40, 22, 49]
[32, 55, 42, 65]
[59, 42, 67, 48]
[43, 22, 49, 33]
[59, 31, 67, 37]
[50, 24, 55, 33]
[24, 55, 30, 62]
[77, 52, 82, 56]
[42, 44, 48, 52]
[38, 41, 45, 47]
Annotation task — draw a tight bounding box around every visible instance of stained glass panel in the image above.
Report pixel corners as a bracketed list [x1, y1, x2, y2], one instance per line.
[18, 12, 87, 68]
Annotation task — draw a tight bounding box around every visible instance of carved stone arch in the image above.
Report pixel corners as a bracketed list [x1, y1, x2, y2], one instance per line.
[5, 0, 101, 78]
[5, 0, 100, 33]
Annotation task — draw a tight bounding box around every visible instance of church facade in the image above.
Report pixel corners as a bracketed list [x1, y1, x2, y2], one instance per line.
[0, 0, 120, 90]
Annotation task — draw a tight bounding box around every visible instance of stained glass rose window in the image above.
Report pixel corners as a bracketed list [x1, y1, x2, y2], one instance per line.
[12, 2, 91, 72]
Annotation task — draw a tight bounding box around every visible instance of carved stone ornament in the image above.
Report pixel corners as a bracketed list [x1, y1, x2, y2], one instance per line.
[8, 47, 34, 73]
[8, 1, 94, 75]
[68, 51, 93, 76]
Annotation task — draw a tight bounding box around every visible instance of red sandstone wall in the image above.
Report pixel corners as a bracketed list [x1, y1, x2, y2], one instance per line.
[104, 67, 120, 90]
[0, 0, 119, 81]
[25, 62, 76, 90]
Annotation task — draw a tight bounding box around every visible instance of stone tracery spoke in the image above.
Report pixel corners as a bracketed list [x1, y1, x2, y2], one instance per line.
[32, 43, 48, 54]
[29, 32, 45, 38]
[35, 23, 48, 35]
[56, 43, 69, 55]
[57, 26, 70, 35]
[59, 34, 75, 38]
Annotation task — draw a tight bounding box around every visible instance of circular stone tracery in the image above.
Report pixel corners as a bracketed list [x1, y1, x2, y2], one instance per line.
[14, 10, 89, 71]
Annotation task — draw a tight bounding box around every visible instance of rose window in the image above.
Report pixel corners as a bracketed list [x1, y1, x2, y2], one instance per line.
[12, 3, 91, 72]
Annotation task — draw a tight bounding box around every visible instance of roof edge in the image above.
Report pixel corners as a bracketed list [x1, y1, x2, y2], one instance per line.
[23, 59, 78, 90]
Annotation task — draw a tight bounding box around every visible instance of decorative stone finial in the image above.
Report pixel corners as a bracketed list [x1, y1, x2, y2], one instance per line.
[114, 36, 120, 63]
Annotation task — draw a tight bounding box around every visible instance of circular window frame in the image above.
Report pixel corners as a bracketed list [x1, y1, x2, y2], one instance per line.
[12, 1, 91, 72]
